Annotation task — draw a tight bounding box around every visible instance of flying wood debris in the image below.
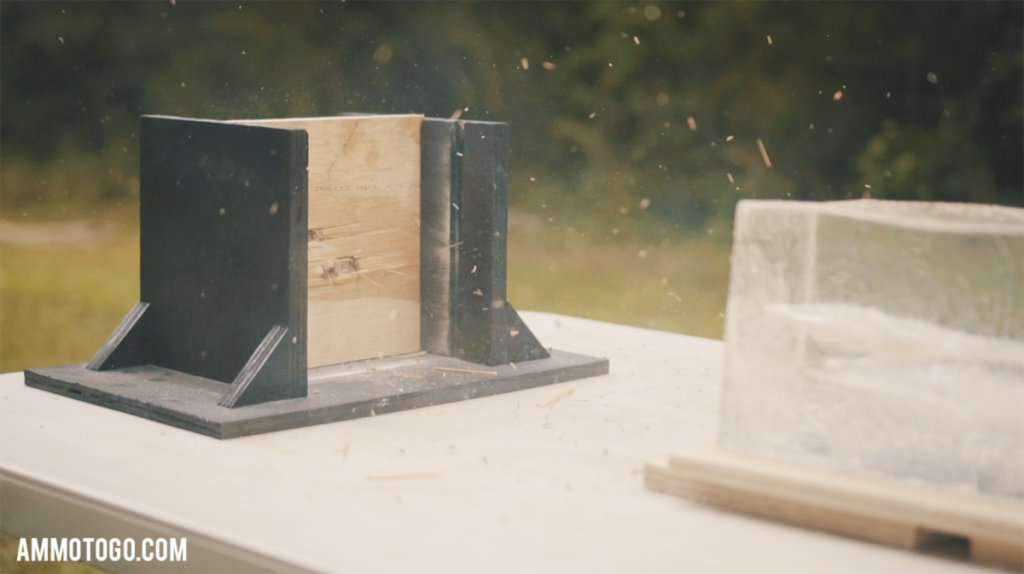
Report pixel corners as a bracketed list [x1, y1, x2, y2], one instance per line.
[757, 139, 773, 168]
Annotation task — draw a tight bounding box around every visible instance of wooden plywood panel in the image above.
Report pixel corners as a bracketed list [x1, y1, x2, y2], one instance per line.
[237, 115, 423, 367]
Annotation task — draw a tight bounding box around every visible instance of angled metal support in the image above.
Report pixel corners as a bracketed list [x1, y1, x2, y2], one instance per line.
[87, 301, 156, 371]
[503, 303, 549, 363]
[219, 326, 301, 408]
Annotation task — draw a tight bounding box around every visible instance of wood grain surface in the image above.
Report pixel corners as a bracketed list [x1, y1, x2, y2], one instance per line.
[646, 446, 1024, 571]
[236, 115, 423, 367]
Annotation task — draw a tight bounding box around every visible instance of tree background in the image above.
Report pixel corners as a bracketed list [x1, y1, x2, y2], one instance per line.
[3, 1, 1021, 233]
[0, 8, 1021, 571]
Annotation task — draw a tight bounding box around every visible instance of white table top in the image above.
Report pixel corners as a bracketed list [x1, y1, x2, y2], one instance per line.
[0, 312, 990, 573]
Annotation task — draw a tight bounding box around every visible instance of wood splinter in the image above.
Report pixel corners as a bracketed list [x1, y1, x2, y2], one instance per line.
[433, 366, 499, 376]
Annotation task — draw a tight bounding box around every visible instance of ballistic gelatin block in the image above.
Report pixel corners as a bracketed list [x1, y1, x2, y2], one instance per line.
[719, 199, 1024, 498]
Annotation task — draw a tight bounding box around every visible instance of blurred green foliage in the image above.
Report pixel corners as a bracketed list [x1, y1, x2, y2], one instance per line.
[2, 1, 1021, 233]
[1, 6, 1017, 564]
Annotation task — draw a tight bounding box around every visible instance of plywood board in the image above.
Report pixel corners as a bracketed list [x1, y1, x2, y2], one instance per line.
[645, 446, 1024, 571]
[236, 115, 423, 367]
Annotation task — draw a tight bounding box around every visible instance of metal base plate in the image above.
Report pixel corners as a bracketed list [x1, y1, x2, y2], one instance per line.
[24, 350, 608, 439]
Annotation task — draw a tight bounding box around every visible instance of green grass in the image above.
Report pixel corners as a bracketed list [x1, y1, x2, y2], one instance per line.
[0, 210, 139, 374]
[0, 206, 730, 374]
[509, 224, 729, 339]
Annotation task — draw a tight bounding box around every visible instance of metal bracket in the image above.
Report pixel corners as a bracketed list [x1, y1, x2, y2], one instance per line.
[24, 114, 607, 438]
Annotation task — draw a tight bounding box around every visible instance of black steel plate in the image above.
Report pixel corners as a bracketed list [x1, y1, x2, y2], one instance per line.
[24, 351, 608, 439]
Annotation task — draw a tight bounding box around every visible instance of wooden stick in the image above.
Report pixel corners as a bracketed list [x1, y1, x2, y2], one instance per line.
[540, 387, 575, 408]
[433, 367, 498, 376]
